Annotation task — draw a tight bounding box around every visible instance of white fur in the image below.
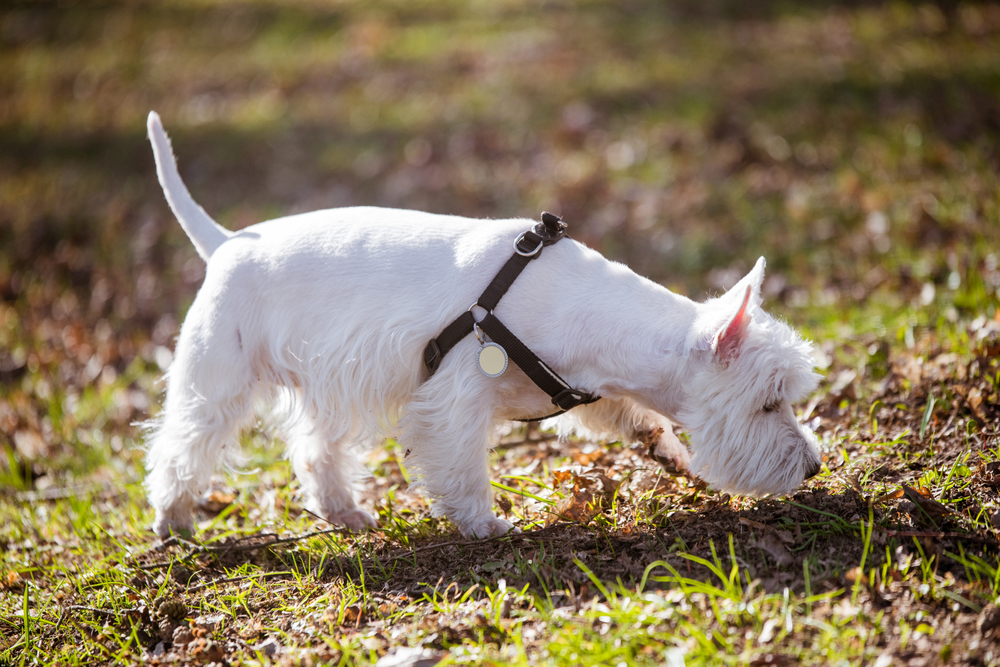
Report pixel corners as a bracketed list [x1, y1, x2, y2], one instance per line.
[143, 111, 822, 539]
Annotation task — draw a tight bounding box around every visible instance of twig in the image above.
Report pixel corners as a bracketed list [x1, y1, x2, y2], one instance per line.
[301, 507, 334, 525]
[64, 604, 136, 618]
[179, 528, 344, 553]
[131, 515, 353, 569]
[53, 606, 66, 634]
[185, 570, 294, 594]
[137, 561, 177, 571]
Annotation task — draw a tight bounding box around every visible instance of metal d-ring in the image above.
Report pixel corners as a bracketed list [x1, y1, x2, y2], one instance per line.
[468, 302, 488, 344]
[513, 232, 543, 257]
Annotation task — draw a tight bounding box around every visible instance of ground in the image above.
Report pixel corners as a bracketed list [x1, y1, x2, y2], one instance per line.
[2, 1, 1000, 665]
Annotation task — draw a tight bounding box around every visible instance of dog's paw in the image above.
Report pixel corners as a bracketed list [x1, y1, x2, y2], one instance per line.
[647, 428, 691, 476]
[151, 511, 194, 540]
[460, 515, 519, 539]
[328, 508, 379, 532]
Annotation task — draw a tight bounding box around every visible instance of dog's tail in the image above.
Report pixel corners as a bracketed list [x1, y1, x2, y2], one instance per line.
[146, 111, 232, 261]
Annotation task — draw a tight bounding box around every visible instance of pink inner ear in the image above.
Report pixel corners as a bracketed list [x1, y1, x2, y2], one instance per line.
[715, 285, 752, 361]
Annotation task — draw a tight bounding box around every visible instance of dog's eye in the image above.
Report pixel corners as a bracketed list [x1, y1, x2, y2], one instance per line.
[762, 401, 780, 413]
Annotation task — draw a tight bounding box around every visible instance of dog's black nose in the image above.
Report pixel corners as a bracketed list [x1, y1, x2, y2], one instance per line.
[805, 460, 822, 479]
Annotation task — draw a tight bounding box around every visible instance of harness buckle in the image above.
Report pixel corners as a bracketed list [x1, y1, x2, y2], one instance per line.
[423, 339, 442, 373]
[551, 388, 589, 411]
[541, 211, 566, 234]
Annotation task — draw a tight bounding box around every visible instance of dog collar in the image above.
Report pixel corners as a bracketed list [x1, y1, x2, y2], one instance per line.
[423, 212, 600, 421]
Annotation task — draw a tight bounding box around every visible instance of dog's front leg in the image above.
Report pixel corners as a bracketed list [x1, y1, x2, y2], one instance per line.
[401, 378, 515, 539]
[546, 397, 691, 475]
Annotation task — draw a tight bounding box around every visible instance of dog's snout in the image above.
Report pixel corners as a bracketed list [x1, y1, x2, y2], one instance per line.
[805, 460, 821, 479]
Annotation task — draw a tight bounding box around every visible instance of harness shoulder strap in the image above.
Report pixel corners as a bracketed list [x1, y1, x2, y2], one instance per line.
[421, 211, 600, 419]
[423, 212, 565, 374]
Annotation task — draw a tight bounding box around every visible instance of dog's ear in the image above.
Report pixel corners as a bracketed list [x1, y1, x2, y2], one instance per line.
[686, 257, 766, 357]
[709, 258, 764, 361]
[712, 284, 752, 361]
[727, 257, 765, 308]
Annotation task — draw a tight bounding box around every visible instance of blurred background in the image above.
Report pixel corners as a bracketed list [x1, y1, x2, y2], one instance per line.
[2, 0, 1000, 485]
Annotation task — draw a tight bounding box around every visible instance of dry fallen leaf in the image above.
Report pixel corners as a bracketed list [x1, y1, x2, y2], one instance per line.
[496, 494, 512, 515]
[550, 487, 599, 525]
[752, 532, 794, 567]
[739, 517, 768, 531]
[968, 386, 985, 420]
[1, 571, 23, 591]
[874, 488, 904, 504]
[901, 484, 953, 523]
[582, 469, 622, 503]
[238, 618, 264, 640]
[198, 491, 235, 514]
[846, 474, 864, 496]
[574, 449, 604, 466]
[552, 470, 573, 487]
[844, 566, 868, 585]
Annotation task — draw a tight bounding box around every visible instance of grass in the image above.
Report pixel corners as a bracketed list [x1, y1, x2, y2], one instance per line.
[3, 0, 1000, 664]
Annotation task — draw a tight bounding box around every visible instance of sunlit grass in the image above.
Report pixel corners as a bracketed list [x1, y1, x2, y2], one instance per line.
[3, 0, 1000, 663]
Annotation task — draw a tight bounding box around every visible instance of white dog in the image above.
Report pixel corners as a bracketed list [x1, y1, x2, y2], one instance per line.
[143, 111, 822, 539]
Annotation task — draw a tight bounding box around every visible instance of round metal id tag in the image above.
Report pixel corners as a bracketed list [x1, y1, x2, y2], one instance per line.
[477, 342, 508, 377]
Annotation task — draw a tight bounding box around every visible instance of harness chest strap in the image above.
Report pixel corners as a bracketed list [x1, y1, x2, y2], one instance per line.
[422, 212, 600, 419]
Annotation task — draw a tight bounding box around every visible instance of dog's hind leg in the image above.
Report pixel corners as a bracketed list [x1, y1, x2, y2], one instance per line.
[546, 398, 691, 475]
[401, 378, 513, 539]
[284, 411, 377, 531]
[144, 305, 257, 538]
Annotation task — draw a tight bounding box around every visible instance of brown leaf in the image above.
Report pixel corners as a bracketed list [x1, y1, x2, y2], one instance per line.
[978, 604, 1000, 635]
[739, 517, 768, 531]
[901, 484, 953, 523]
[968, 386, 986, 421]
[689, 477, 709, 492]
[845, 566, 868, 585]
[828, 369, 858, 401]
[580, 469, 621, 502]
[574, 449, 604, 466]
[495, 494, 512, 514]
[198, 491, 235, 514]
[874, 488, 904, 504]
[343, 605, 363, 624]
[752, 533, 794, 567]
[552, 470, 573, 487]
[1, 571, 23, 591]
[238, 618, 264, 640]
[846, 474, 863, 496]
[550, 487, 599, 525]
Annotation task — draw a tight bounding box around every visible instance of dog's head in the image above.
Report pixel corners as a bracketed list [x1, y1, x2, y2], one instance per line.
[678, 257, 822, 496]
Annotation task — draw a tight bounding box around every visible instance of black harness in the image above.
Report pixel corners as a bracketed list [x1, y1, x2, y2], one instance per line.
[422, 212, 600, 421]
